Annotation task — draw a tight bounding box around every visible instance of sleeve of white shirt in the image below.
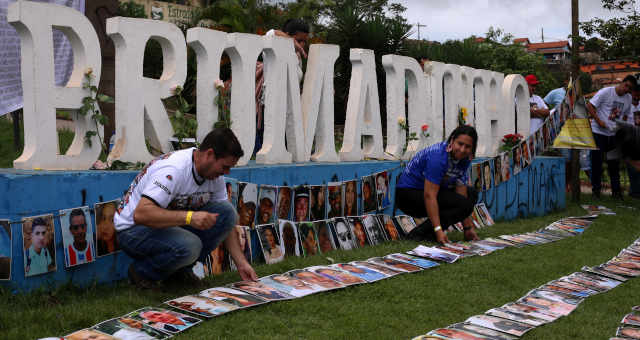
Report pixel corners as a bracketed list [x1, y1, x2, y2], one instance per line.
[139, 166, 181, 208]
[589, 88, 606, 109]
[209, 177, 229, 203]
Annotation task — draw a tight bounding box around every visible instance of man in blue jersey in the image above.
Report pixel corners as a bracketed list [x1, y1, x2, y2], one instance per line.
[396, 126, 479, 244]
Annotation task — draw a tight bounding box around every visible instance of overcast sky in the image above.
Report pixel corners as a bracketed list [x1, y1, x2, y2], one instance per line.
[395, 0, 631, 43]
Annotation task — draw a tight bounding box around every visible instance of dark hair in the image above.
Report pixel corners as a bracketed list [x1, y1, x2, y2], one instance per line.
[616, 125, 640, 160]
[282, 18, 309, 35]
[32, 217, 47, 229]
[446, 125, 478, 156]
[623, 75, 638, 91]
[69, 208, 86, 225]
[200, 128, 244, 159]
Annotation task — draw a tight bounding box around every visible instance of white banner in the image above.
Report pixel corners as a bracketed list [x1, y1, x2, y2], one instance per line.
[0, 0, 84, 116]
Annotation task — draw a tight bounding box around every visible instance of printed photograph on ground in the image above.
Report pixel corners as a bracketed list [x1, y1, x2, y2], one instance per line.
[165, 295, 239, 318]
[199, 287, 267, 308]
[93, 317, 171, 339]
[125, 307, 202, 334]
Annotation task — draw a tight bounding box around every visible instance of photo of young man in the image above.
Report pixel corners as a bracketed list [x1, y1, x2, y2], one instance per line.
[22, 215, 56, 277]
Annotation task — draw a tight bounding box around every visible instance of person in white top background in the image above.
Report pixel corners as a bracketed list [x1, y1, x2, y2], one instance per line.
[114, 128, 257, 288]
[526, 74, 550, 134]
[587, 75, 637, 199]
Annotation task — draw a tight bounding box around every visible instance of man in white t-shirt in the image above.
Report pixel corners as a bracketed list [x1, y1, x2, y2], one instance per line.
[115, 128, 257, 288]
[526, 74, 550, 134]
[587, 75, 637, 199]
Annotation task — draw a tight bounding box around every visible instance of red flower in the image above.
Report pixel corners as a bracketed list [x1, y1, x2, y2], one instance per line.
[421, 124, 429, 131]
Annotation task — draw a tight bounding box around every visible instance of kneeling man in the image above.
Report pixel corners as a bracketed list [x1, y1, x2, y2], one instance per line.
[115, 128, 257, 288]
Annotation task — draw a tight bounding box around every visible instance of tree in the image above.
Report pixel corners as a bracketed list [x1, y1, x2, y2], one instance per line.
[580, 0, 640, 59]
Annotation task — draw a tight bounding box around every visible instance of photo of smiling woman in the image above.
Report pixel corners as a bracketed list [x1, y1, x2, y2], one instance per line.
[395, 126, 480, 245]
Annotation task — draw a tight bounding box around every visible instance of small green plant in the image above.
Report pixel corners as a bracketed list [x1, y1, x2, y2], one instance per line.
[79, 68, 113, 156]
[170, 85, 198, 144]
[214, 79, 232, 129]
[458, 106, 468, 126]
[397, 117, 418, 142]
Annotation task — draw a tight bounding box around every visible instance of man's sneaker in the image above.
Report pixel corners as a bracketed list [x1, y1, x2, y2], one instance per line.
[128, 264, 156, 290]
[165, 267, 203, 286]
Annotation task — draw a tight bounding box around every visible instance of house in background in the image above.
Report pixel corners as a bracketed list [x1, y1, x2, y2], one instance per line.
[580, 61, 640, 89]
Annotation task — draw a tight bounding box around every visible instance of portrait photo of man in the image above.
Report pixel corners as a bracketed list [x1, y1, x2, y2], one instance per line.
[293, 186, 310, 222]
[237, 182, 257, 228]
[278, 220, 300, 257]
[276, 186, 292, 220]
[225, 178, 239, 208]
[257, 224, 283, 264]
[257, 185, 276, 225]
[22, 215, 56, 277]
[376, 214, 401, 241]
[127, 307, 201, 334]
[199, 287, 267, 308]
[93, 317, 171, 340]
[95, 200, 120, 257]
[348, 217, 369, 248]
[361, 175, 377, 214]
[482, 160, 492, 191]
[0, 220, 11, 280]
[60, 206, 96, 268]
[327, 182, 343, 218]
[493, 156, 502, 187]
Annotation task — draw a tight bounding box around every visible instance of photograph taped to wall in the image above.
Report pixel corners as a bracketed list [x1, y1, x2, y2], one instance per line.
[237, 182, 257, 228]
[95, 199, 121, 257]
[374, 171, 391, 209]
[501, 152, 511, 182]
[60, 206, 96, 268]
[125, 306, 201, 334]
[471, 162, 482, 192]
[199, 287, 268, 309]
[92, 317, 171, 339]
[257, 185, 277, 225]
[22, 214, 56, 277]
[326, 182, 343, 218]
[309, 185, 327, 221]
[493, 156, 502, 187]
[256, 224, 284, 264]
[165, 294, 239, 318]
[276, 186, 293, 220]
[361, 175, 377, 213]
[512, 143, 523, 175]
[278, 220, 300, 257]
[297, 222, 320, 257]
[293, 185, 311, 222]
[0, 220, 11, 280]
[224, 177, 239, 209]
[343, 180, 359, 216]
[481, 160, 492, 190]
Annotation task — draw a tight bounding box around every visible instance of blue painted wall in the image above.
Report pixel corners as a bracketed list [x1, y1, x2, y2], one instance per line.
[0, 157, 564, 292]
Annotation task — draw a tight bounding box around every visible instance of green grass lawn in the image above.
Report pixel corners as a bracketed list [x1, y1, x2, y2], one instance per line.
[2, 195, 640, 339]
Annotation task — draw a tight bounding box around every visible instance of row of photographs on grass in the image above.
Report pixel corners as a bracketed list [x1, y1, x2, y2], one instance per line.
[227, 169, 393, 230]
[59, 214, 591, 339]
[612, 305, 640, 340]
[470, 116, 559, 192]
[0, 199, 494, 281]
[417, 221, 640, 340]
[197, 203, 494, 277]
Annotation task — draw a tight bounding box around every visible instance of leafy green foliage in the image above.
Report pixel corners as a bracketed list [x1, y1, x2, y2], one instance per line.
[581, 0, 640, 60]
[79, 71, 113, 153]
[118, 1, 147, 18]
[169, 85, 198, 143]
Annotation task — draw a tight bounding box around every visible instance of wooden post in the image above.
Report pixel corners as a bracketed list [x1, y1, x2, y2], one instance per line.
[571, 0, 581, 202]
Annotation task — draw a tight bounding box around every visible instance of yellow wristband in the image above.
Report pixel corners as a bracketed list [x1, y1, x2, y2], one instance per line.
[186, 211, 194, 225]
